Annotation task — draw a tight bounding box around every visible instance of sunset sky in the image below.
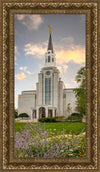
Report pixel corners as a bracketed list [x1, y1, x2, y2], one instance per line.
[15, 14, 86, 108]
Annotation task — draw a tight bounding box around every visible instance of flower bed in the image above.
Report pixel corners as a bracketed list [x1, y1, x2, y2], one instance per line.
[15, 122, 86, 158]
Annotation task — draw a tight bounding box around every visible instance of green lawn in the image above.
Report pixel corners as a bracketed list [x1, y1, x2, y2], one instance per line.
[15, 122, 86, 135]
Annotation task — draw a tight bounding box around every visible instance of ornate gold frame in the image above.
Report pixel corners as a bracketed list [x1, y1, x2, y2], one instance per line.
[0, 0, 100, 171]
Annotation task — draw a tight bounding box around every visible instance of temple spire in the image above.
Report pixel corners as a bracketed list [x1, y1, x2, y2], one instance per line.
[48, 26, 53, 53]
[45, 27, 56, 67]
[49, 26, 52, 34]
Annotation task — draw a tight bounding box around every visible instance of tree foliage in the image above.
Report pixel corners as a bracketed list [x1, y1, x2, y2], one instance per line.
[14, 109, 18, 118]
[66, 103, 72, 117]
[73, 67, 86, 117]
[71, 113, 80, 117]
[18, 113, 29, 118]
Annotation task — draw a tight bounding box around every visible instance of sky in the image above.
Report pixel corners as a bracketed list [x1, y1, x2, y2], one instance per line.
[15, 14, 86, 108]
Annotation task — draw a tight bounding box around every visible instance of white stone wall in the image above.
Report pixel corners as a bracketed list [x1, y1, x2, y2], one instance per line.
[18, 92, 36, 119]
[18, 88, 77, 119]
[43, 71, 45, 105]
[63, 96, 66, 117]
[38, 73, 43, 105]
[18, 67, 77, 120]
[59, 81, 64, 116]
[64, 89, 77, 117]
[36, 83, 39, 105]
[53, 72, 58, 109]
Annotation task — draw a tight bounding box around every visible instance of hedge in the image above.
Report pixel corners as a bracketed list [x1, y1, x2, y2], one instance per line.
[39, 117, 56, 123]
[18, 113, 29, 118]
[66, 115, 82, 122]
[55, 116, 65, 119]
[71, 113, 80, 117]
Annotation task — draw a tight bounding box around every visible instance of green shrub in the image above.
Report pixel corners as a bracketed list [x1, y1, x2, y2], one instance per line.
[66, 115, 82, 122]
[18, 113, 29, 118]
[71, 113, 80, 117]
[39, 117, 56, 123]
[55, 116, 65, 119]
[14, 109, 18, 118]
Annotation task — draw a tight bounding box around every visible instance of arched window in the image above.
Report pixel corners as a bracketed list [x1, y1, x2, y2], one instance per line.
[45, 78, 51, 105]
[48, 56, 50, 62]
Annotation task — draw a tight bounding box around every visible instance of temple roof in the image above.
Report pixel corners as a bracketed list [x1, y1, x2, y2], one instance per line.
[47, 33, 54, 53]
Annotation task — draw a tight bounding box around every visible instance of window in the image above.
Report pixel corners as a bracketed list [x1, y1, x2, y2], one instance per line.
[45, 78, 51, 105]
[34, 112, 37, 118]
[52, 58, 54, 62]
[48, 56, 50, 62]
[46, 71, 50, 75]
[45, 78, 48, 104]
[49, 78, 51, 103]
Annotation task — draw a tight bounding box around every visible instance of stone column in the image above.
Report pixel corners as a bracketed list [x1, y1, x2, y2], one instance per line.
[38, 73, 43, 105]
[37, 108, 39, 120]
[31, 109, 33, 122]
[53, 108, 55, 117]
[46, 107, 48, 118]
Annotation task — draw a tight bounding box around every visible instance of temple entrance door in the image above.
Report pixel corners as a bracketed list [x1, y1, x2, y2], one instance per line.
[39, 107, 46, 118]
[48, 109, 52, 118]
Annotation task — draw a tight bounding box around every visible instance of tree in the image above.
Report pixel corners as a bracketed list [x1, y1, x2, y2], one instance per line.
[66, 103, 72, 117]
[18, 113, 29, 119]
[14, 109, 18, 118]
[73, 67, 86, 117]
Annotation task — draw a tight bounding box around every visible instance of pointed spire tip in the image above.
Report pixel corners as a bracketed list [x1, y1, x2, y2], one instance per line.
[48, 25, 52, 34]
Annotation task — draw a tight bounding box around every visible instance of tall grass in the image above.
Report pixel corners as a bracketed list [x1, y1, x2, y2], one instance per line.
[15, 122, 86, 135]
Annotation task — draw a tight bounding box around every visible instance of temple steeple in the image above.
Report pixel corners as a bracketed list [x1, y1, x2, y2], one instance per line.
[47, 27, 53, 53]
[44, 27, 56, 67]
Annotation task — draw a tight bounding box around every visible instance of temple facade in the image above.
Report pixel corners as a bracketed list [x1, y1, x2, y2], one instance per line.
[18, 29, 77, 122]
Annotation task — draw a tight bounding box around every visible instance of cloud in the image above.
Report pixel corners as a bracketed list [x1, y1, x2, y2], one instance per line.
[14, 56, 18, 65]
[26, 71, 34, 76]
[24, 43, 46, 57]
[61, 36, 74, 45]
[57, 64, 68, 74]
[24, 40, 85, 65]
[55, 37, 85, 65]
[65, 83, 69, 88]
[71, 78, 80, 87]
[20, 66, 28, 72]
[19, 66, 34, 76]
[80, 15, 86, 23]
[63, 65, 68, 73]
[15, 45, 19, 55]
[16, 14, 25, 20]
[56, 46, 85, 65]
[15, 72, 26, 80]
[15, 56, 17, 61]
[16, 14, 43, 30]
[15, 46, 19, 65]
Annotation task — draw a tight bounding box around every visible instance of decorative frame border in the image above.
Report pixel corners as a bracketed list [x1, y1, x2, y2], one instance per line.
[0, 0, 100, 171]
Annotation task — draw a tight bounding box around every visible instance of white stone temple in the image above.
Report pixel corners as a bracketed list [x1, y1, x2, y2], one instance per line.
[18, 28, 77, 122]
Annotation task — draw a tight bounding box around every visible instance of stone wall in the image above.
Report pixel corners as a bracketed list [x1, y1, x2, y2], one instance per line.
[18, 88, 77, 119]
[64, 89, 77, 117]
[18, 91, 36, 119]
